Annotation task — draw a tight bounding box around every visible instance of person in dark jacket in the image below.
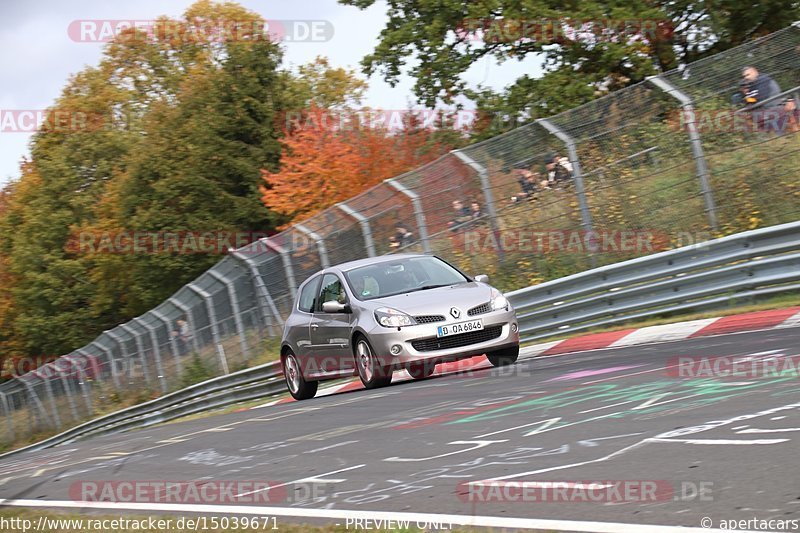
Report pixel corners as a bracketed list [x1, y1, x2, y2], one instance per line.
[741, 66, 785, 133]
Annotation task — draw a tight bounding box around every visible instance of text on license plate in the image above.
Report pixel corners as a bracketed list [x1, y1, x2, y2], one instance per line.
[437, 319, 483, 337]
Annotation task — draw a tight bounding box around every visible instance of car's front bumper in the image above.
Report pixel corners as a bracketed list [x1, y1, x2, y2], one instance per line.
[366, 307, 519, 369]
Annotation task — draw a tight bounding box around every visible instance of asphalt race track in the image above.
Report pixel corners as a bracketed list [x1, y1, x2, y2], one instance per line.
[2, 327, 800, 532]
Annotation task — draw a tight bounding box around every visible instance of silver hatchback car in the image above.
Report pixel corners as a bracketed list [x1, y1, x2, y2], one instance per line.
[280, 254, 519, 400]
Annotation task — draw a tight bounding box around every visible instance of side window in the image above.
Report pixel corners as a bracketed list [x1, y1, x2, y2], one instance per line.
[316, 274, 346, 312]
[298, 276, 321, 313]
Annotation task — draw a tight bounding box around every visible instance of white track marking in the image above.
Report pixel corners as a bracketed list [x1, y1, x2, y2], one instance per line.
[0, 499, 751, 533]
[776, 310, 800, 329]
[609, 319, 718, 347]
[647, 438, 789, 445]
[235, 464, 366, 498]
[736, 427, 800, 434]
[474, 419, 560, 438]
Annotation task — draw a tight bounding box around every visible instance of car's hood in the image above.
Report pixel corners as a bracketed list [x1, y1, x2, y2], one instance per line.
[370, 282, 494, 316]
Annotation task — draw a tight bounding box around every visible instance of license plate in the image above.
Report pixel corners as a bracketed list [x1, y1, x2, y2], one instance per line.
[437, 319, 483, 338]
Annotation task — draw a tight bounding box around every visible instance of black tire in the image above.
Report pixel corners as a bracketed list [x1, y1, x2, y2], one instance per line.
[407, 360, 435, 380]
[283, 350, 318, 400]
[354, 336, 392, 389]
[486, 345, 519, 367]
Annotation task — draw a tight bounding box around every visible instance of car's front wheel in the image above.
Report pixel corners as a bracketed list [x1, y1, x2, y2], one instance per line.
[486, 345, 519, 367]
[355, 336, 392, 389]
[283, 350, 318, 400]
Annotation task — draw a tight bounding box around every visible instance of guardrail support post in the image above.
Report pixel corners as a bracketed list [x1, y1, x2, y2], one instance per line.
[452, 150, 505, 262]
[188, 284, 229, 375]
[295, 224, 330, 269]
[230, 249, 282, 335]
[264, 239, 298, 300]
[337, 202, 377, 257]
[118, 325, 153, 386]
[386, 178, 431, 253]
[646, 75, 719, 231]
[208, 271, 250, 363]
[133, 317, 169, 393]
[151, 310, 183, 379]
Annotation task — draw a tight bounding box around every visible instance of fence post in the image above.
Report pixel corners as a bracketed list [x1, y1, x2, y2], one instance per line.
[72, 352, 94, 414]
[91, 340, 120, 388]
[264, 239, 298, 300]
[230, 249, 283, 335]
[106, 329, 146, 386]
[452, 149, 505, 262]
[118, 324, 153, 386]
[646, 75, 719, 231]
[386, 178, 431, 253]
[54, 360, 80, 423]
[337, 202, 377, 257]
[0, 392, 14, 441]
[20, 380, 51, 430]
[207, 270, 250, 363]
[187, 283, 229, 375]
[133, 317, 168, 393]
[537, 118, 597, 266]
[151, 310, 183, 379]
[169, 298, 201, 353]
[295, 224, 330, 269]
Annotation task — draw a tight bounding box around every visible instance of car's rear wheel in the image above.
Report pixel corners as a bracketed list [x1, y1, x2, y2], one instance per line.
[283, 350, 318, 400]
[407, 361, 435, 380]
[355, 336, 392, 389]
[486, 345, 519, 367]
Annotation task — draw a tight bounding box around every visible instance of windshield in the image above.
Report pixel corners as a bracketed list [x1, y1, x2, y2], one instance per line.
[344, 256, 469, 300]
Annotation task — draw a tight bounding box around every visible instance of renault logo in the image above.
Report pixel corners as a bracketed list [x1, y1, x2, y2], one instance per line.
[450, 307, 461, 319]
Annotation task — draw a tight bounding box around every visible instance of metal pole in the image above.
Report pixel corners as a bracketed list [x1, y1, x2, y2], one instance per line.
[0, 392, 14, 441]
[54, 360, 80, 422]
[295, 224, 330, 269]
[337, 202, 377, 257]
[452, 149, 505, 262]
[151, 309, 183, 379]
[188, 283, 229, 375]
[90, 340, 120, 388]
[133, 317, 168, 393]
[264, 239, 298, 300]
[229, 249, 282, 334]
[208, 270, 250, 363]
[646, 75, 719, 231]
[119, 324, 153, 386]
[386, 178, 431, 253]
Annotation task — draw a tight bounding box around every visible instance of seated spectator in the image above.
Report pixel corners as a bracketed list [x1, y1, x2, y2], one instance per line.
[447, 200, 472, 230]
[470, 201, 482, 220]
[510, 164, 547, 202]
[786, 96, 800, 133]
[388, 224, 414, 249]
[546, 153, 573, 186]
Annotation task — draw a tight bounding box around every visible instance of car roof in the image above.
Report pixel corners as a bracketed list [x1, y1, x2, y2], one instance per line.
[328, 253, 432, 273]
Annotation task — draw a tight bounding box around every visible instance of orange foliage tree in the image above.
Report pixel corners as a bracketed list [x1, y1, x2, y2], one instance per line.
[260, 107, 459, 225]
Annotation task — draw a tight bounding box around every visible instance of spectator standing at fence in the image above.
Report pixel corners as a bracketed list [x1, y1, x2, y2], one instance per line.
[470, 201, 482, 220]
[741, 66, 785, 133]
[448, 200, 472, 230]
[389, 224, 414, 249]
[172, 317, 192, 355]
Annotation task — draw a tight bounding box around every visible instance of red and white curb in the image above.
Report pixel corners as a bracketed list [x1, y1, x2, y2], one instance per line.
[523, 306, 800, 357]
[253, 306, 800, 408]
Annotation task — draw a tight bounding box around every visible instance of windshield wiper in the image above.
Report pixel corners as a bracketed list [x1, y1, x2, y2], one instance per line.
[417, 284, 453, 291]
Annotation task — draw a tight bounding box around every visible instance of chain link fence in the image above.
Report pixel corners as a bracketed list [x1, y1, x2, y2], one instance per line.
[2, 24, 799, 449]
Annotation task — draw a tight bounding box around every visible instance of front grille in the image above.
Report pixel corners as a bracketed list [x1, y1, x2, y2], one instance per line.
[468, 302, 491, 316]
[411, 326, 503, 352]
[414, 314, 446, 324]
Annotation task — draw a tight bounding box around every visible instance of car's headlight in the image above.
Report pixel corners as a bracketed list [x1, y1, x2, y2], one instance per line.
[375, 307, 417, 327]
[490, 288, 509, 311]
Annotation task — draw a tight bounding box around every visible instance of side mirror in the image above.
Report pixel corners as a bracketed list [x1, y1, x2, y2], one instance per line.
[322, 301, 350, 313]
[474, 274, 489, 283]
